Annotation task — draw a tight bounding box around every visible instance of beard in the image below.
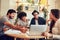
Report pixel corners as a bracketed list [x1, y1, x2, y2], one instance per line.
[9, 16, 14, 19]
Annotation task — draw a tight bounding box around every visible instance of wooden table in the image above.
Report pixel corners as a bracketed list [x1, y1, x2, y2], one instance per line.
[4, 29, 46, 40]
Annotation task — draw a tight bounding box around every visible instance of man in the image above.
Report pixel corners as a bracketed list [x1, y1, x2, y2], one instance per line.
[30, 10, 46, 40]
[0, 9, 25, 40]
[30, 10, 46, 25]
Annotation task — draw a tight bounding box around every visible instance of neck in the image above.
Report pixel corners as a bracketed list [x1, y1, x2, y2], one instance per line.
[34, 17, 39, 20]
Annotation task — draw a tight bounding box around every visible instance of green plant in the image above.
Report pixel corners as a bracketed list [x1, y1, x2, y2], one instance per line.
[42, 7, 48, 19]
[17, 5, 23, 12]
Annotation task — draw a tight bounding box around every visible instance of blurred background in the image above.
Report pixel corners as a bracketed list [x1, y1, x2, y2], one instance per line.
[0, 0, 60, 21]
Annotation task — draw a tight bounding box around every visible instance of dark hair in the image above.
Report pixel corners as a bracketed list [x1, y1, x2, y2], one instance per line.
[17, 12, 27, 19]
[50, 9, 60, 33]
[32, 10, 39, 15]
[7, 9, 16, 15]
[51, 9, 59, 19]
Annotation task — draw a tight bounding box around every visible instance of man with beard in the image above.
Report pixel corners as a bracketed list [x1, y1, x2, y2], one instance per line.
[0, 9, 25, 40]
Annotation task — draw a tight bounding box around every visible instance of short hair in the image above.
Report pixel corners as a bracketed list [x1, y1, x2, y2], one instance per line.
[17, 12, 27, 19]
[7, 9, 16, 15]
[51, 9, 59, 19]
[32, 10, 39, 15]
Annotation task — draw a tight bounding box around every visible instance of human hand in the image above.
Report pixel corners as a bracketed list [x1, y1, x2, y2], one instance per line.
[43, 32, 53, 37]
[3, 28, 9, 32]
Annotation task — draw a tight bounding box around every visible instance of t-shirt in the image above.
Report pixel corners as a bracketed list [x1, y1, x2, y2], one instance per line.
[0, 16, 15, 36]
[0, 16, 9, 36]
[35, 20, 38, 25]
[4, 19, 15, 28]
[17, 19, 28, 27]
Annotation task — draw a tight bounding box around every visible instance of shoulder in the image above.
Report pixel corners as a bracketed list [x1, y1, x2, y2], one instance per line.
[17, 19, 21, 23]
[56, 19, 60, 24]
[2, 16, 7, 19]
[38, 17, 45, 21]
[17, 19, 23, 24]
[0, 16, 7, 20]
[38, 17, 46, 24]
[54, 19, 60, 28]
[31, 18, 35, 20]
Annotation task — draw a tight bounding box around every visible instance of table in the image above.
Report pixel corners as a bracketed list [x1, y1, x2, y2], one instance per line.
[4, 33, 46, 40]
[4, 29, 46, 40]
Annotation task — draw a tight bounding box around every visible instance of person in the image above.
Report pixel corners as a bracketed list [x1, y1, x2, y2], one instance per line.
[51, 14, 60, 40]
[16, 12, 28, 40]
[16, 12, 28, 33]
[0, 9, 26, 40]
[43, 9, 60, 40]
[34, 9, 60, 40]
[30, 10, 46, 25]
[39, 6, 48, 20]
[52, 10, 60, 36]
[49, 9, 59, 33]
[30, 10, 46, 40]
[44, 16, 60, 40]
[44, 9, 59, 37]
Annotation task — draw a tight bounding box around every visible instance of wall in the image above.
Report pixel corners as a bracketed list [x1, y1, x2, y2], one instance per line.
[1, 0, 9, 16]
[55, 0, 60, 9]
[0, 0, 16, 16]
[48, 0, 60, 11]
[48, 0, 56, 12]
[0, 0, 60, 19]
[9, 0, 16, 10]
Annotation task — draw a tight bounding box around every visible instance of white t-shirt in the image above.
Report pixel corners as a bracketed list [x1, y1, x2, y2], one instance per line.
[35, 20, 38, 25]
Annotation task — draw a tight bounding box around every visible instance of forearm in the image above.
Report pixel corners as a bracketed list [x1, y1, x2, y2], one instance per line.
[4, 22, 21, 30]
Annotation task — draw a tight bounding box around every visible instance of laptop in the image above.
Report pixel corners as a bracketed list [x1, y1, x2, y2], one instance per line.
[28, 25, 47, 36]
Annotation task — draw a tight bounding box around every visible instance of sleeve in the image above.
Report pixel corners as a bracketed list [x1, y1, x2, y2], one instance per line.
[16, 20, 22, 26]
[52, 20, 60, 35]
[1, 17, 9, 23]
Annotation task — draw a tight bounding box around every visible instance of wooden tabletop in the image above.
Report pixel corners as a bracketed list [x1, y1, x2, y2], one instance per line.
[5, 33, 45, 39]
[4, 29, 46, 39]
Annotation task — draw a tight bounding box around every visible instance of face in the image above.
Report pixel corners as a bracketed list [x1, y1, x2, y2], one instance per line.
[50, 12, 55, 20]
[21, 16, 27, 22]
[9, 13, 16, 19]
[33, 12, 39, 19]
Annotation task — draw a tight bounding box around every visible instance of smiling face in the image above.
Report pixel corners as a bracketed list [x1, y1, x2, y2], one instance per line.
[8, 13, 16, 19]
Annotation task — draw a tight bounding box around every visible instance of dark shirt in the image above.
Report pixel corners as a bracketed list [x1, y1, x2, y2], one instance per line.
[30, 17, 46, 25]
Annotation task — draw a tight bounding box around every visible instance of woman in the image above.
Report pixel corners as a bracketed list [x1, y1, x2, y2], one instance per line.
[49, 9, 59, 33]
